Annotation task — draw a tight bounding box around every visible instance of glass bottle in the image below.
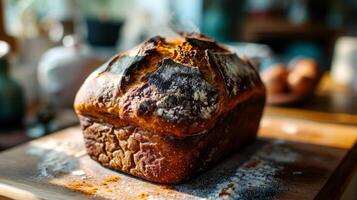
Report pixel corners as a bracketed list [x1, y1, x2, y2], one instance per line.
[0, 41, 25, 130]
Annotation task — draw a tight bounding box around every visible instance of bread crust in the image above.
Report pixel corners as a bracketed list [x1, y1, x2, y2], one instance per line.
[79, 94, 264, 183]
[74, 33, 266, 183]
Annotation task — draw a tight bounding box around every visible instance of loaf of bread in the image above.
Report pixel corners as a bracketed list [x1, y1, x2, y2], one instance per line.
[74, 33, 266, 184]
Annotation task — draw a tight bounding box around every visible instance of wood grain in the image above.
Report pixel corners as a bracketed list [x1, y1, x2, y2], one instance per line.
[315, 143, 357, 200]
[265, 106, 357, 126]
[259, 115, 357, 149]
[0, 116, 356, 200]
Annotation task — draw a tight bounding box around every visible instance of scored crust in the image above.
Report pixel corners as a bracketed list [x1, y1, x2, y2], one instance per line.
[74, 33, 266, 183]
[74, 33, 265, 137]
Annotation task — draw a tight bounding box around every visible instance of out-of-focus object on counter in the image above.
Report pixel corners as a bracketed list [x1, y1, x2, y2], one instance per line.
[265, 73, 357, 126]
[79, 0, 131, 50]
[0, 41, 25, 130]
[261, 63, 288, 94]
[85, 18, 123, 47]
[331, 36, 357, 90]
[261, 57, 321, 105]
[38, 35, 103, 109]
[26, 107, 78, 139]
[287, 58, 320, 95]
[0, 0, 16, 52]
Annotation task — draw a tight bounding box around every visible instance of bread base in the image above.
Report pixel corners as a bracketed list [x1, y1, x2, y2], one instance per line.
[79, 95, 265, 184]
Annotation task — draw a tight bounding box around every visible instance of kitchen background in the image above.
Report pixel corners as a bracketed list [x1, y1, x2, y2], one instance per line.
[0, 0, 357, 149]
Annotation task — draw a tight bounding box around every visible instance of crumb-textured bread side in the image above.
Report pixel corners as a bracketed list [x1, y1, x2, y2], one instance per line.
[74, 33, 266, 183]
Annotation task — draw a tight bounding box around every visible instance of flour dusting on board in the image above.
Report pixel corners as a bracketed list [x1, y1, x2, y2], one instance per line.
[25, 135, 299, 199]
[208, 159, 282, 200]
[205, 142, 297, 200]
[257, 141, 300, 163]
[26, 140, 84, 179]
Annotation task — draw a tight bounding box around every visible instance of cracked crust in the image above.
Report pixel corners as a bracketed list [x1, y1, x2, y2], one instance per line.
[74, 33, 266, 183]
[79, 94, 264, 183]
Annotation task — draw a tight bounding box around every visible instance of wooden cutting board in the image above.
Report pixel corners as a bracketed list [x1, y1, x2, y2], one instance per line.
[0, 116, 356, 200]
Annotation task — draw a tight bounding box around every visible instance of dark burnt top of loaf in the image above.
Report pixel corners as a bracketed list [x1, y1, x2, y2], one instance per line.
[122, 58, 219, 132]
[74, 33, 265, 137]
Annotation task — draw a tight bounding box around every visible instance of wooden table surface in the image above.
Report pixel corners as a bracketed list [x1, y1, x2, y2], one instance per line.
[0, 115, 356, 200]
[0, 74, 356, 199]
[263, 73, 357, 200]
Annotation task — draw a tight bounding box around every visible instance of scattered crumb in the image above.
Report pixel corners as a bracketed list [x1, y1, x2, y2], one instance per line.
[242, 159, 259, 169]
[64, 175, 121, 196]
[65, 181, 98, 195]
[100, 176, 121, 185]
[138, 193, 149, 199]
[218, 182, 239, 197]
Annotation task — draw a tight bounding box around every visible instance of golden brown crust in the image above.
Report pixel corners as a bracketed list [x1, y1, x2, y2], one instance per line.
[74, 33, 265, 137]
[79, 94, 265, 183]
[74, 33, 266, 183]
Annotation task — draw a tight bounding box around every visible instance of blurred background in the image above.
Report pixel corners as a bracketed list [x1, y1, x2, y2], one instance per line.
[0, 0, 357, 150]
